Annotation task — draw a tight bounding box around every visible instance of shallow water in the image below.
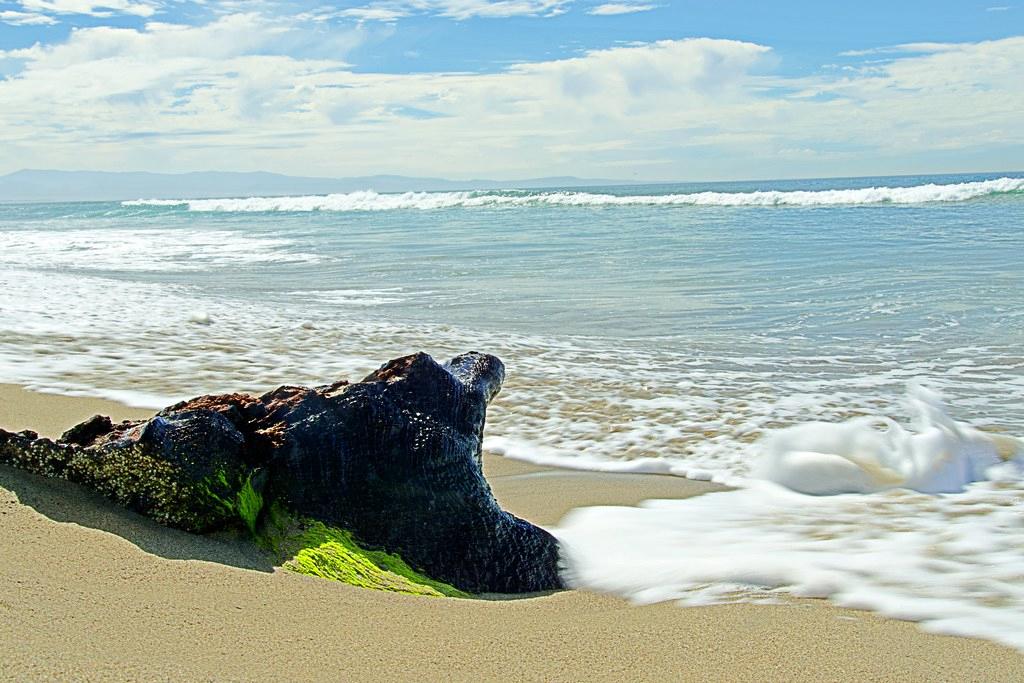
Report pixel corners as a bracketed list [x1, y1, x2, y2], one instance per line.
[1, 172, 1023, 646]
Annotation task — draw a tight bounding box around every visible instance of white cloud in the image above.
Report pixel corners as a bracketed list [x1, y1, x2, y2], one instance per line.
[338, 8, 407, 22]
[339, 1, 572, 21]
[838, 42, 961, 57]
[18, 0, 161, 17]
[437, 0, 570, 18]
[0, 15, 1021, 180]
[588, 3, 656, 16]
[1, 13, 293, 65]
[1, 9, 59, 24]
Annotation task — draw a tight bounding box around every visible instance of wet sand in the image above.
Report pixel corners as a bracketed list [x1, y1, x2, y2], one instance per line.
[2, 384, 1023, 681]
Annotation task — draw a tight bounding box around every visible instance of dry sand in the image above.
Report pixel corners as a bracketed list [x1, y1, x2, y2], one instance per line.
[2, 385, 1023, 681]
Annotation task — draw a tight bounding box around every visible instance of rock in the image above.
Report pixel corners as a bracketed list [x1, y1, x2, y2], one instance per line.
[0, 352, 563, 594]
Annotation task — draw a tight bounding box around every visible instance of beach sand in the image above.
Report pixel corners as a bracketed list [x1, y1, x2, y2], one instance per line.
[2, 385, 1023, 681]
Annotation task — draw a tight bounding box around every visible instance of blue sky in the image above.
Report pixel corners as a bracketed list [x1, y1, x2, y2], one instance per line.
[0, 1, 1021, 180]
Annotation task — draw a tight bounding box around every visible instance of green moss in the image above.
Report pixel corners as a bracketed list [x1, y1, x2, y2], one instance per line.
[201, 468, 264, 537]
[269, 516, 467, 598]
[235, 473, 264, 537]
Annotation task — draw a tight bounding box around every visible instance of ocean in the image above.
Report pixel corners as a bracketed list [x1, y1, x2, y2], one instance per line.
[2, 172, 1023, 647]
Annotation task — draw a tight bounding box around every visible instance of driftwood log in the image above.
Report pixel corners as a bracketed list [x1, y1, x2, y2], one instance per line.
[0, 352, 563, 594]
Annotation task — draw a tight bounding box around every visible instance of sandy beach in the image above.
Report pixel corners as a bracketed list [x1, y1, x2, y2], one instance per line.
[2, 384, 1023, 681]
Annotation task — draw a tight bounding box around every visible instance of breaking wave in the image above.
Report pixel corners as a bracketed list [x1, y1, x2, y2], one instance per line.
[122, 177, 1024, 212]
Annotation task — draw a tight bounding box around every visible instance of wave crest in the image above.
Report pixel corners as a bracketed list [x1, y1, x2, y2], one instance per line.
[122, 177, 1024, 212]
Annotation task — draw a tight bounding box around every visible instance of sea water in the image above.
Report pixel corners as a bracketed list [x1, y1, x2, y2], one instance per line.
[2, 173, 1023, 647]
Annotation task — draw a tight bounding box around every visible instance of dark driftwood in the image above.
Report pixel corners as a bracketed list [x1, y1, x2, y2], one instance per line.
[0, 352, 563, 594]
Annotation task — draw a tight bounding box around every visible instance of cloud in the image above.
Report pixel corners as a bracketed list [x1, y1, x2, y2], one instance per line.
[587, 3, 656, 15]
[0, 23, 769, 174]
[0, 14, 1021, 180]
[422, 1, 571, 19]
[510, 38, 770, 102]
[0, 9, 59, 24]
[0, 13, 293, 64]
[336, 1, 572, 21]
[776, 36, 1024, 164]
[337, 8, 407, 22]
[838, 42, 961, 57]
[18, 0, 162, 18]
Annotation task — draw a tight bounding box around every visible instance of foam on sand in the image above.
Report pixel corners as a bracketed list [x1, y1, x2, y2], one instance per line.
[556, 389, 1024, 651]
[122, 177, 1024, 212]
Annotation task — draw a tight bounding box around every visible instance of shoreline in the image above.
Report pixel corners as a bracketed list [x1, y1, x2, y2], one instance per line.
[2, 385, 1024, 680]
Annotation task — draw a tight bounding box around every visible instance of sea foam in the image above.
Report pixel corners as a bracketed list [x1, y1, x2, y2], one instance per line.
[0, 228, 323, 272]
[556, 390, 1024, 650]
[122, 177, 1024, 212]
[753, 385, 1022, 494]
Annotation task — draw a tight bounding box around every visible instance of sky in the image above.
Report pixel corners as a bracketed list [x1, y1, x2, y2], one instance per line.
[0, 1, 1021, 181]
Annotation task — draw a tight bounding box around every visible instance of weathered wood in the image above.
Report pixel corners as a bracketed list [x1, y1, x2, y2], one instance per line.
[0, 352, 562, 594]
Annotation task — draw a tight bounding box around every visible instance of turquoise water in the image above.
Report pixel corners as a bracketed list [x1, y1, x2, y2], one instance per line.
[104, 174, 1024, 340]
[1, 172, 1022, 453]
[3, 172, 1024, 646]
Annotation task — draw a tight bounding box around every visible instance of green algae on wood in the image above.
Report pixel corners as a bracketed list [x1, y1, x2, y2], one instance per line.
[235, 472, 264, 537]
[203, 469, 265, 537]
[268, 515, 468, 598]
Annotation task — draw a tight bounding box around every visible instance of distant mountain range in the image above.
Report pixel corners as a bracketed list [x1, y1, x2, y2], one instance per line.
[0, 169, 635, 202]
